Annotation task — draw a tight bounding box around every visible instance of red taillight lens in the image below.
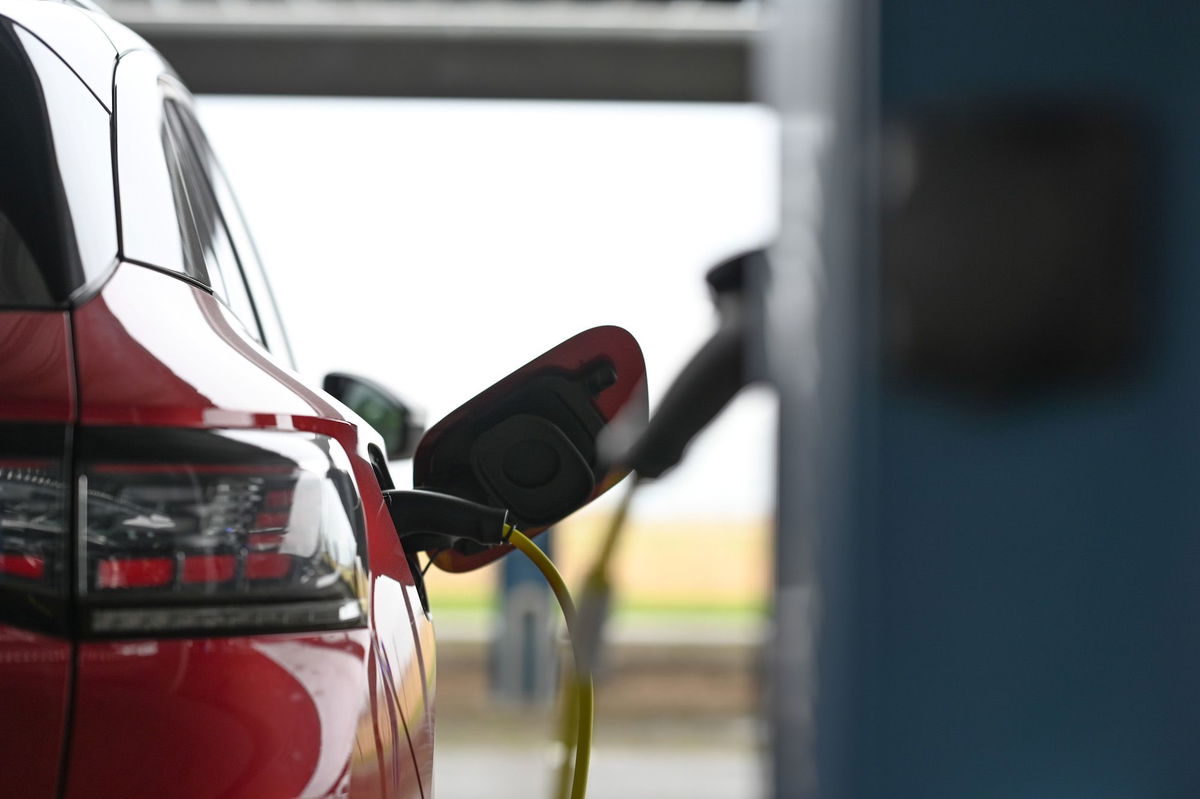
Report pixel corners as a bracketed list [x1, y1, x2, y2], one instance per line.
[0, 451, 66, 592]
[181, 554, 237, 584]
[97, 557, 174, 589]
[78, 428, 368, 636]
[0, 553, 46, 579]
[0, 424, 69, 635]
[245, 552, 292, 580]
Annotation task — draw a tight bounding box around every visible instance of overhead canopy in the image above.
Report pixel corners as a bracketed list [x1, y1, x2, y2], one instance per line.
[102, 0, 757, 102]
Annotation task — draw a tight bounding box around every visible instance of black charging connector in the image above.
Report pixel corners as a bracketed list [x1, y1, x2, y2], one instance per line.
[384, 489, 511, 554]
[602, 250, 764, 480]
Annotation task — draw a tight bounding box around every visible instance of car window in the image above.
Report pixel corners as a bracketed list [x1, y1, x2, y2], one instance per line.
[157, 112, 207, 283]
[115, 52, 291, 362]
[115, 53, 208, 285]
[161, 98, 264, 344]
[0, 211, 49, 305]
[209, 158, 296, 368]
[171, 102, 295, 367]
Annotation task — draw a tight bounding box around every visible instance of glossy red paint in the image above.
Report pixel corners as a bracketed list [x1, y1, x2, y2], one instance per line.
[0, 310, 74, 422]
[0, 625, 72, 799]
[416, 325, 646, 573]
[64, 262, 431, 798]
[66, 632, 374, 799]
[71, 265, 314, 428]
[363, 489, 437, 794]
[401, 581, 436, 790]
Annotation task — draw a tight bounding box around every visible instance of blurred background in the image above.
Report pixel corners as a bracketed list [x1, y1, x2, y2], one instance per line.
[195, 96, 778, 798]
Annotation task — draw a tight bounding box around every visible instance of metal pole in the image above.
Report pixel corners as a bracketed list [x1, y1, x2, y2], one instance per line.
[763, 1, 871, 796]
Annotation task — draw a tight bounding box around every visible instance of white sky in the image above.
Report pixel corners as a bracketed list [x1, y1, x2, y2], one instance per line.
[196, 97, 779, 519]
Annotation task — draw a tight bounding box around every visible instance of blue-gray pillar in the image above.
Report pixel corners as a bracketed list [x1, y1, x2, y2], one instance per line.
[492, 530, 558, 705]
[770, 2, 1200, 798]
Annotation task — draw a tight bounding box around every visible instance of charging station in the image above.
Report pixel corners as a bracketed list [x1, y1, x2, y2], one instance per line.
[768, 2, 1200, 797]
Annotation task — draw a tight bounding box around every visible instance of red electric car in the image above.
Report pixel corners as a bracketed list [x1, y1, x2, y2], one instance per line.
[0, 2, 651, 796]
[0, 1, 436, 796]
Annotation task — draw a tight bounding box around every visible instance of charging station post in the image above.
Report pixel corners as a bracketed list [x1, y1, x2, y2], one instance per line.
[492, 530, 558, 705]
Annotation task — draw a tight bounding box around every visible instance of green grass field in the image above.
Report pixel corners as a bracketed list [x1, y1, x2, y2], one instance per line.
[424, 510, 772, 629]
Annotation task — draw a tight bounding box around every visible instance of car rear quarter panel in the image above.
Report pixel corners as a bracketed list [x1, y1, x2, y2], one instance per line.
[64, 262, 432, 798]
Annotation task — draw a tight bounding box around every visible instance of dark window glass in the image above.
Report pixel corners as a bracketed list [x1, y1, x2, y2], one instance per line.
[0, 22, 116, 308]
[158, 114, 208, 283]
[172, 103, 294, 365]
[161, 98, 263, 343]
[0, 212, 50, 305]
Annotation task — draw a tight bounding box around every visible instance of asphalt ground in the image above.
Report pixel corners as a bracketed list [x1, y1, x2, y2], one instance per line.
[432, 636, 767, 798]
[435, 742, 763, 799]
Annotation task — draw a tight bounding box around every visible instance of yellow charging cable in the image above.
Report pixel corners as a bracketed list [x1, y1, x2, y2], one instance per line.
[504, 476, 640, 799]
[560, 476, 643, 799]
[506, 527, 594, 799]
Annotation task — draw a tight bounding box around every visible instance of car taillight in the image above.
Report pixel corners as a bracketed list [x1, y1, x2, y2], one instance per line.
[0, 424, 70, 634]
[78, 427, 368, 637]
[0, 460, 62, 578]
[0, 462, 66, 587]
